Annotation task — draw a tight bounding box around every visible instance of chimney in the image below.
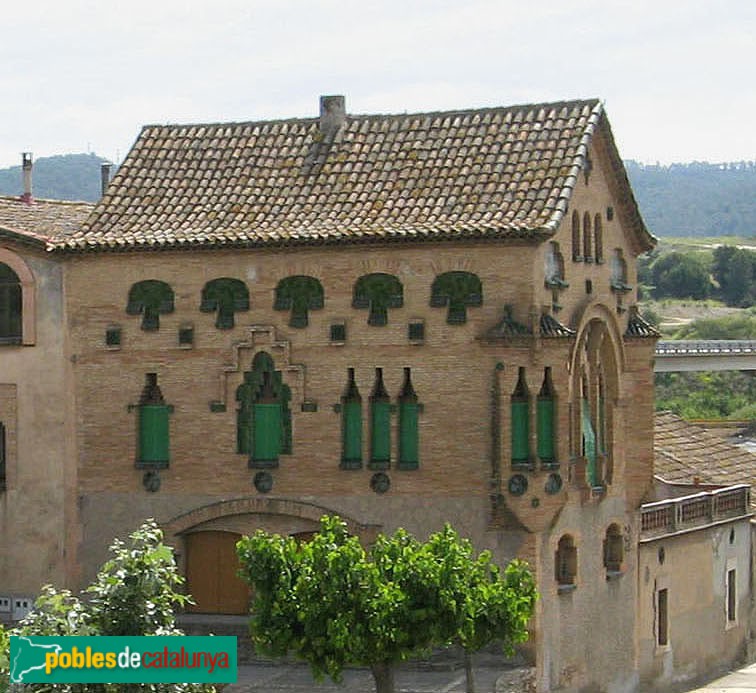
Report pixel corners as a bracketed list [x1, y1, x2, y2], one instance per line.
[21, 152, 32, 204]
[319, 95, 346, 136]
[100, 162, 112, 197]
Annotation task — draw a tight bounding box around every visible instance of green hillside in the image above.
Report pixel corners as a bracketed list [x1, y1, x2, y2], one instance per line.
[625, 160, 756, 238]
[0, 153, 110, 202]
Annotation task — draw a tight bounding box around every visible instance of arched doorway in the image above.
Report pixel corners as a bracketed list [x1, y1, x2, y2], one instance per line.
[185, 531, 249, 615]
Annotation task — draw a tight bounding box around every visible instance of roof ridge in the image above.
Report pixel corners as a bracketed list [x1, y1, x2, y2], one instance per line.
[0, 195, 95, 207]
[138, 97, 603, 132]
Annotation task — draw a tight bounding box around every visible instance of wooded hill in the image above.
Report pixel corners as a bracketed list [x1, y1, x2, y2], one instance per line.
[0, 154, 754, 238]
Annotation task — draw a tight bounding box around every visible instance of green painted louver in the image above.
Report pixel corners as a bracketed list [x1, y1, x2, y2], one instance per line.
[200, 277, 249, 329]
[369, 368, 390, 468]
[139, 405, 170, 466]
[253, 402, 282, 464]
[342, 401, 363, 467]
[341, 368, 363, 468]
[511, 368, 530, 464]
[537, 367, 555, 463]
[399, 402, 419, 468]
[582, 398, 598, 486]
[537, 398, 555, 462]
[136, 373, 170, 468]
[370, 400, 391, 467]
[274, 275, 324, 328]
[353, 273, 403, 326]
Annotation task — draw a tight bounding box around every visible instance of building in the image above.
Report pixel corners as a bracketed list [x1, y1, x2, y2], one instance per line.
[0, 97, 751, 691]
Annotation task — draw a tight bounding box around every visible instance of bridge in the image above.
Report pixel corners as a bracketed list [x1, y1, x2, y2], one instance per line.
[654, 340, 756, 372]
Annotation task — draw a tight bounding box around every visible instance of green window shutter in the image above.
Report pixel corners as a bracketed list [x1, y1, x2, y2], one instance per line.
[537, 398, 555, 462]
[399, 401, 419, 468]
[137, 374, 170, 468]
[341, 368, 363, 468]
[139, 405, 170, 466]
[342, 401, 363, 467]
[369, 368, 390, 469]
[581, 398, 597, 486]
[511, 368, 530, 464]
[537, 367, 555, 463]
[253, 402, 282, 464]
[398, 367, 420, 469]
[370, 400, 391, 468]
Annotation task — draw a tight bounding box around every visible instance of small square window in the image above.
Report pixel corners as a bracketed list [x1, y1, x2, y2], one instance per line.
[105, 326, 121, 348]
[178, 326, 194, 347]
[606, 206, 614, 221]
[330, 323, 346, 343]
[408, 321, 425, 342]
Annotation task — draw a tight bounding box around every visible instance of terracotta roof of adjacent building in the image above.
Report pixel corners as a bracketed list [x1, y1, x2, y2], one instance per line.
[654, 411, 756, 505]
[58, 97, 653, 252]
[0, 196, 94, 248]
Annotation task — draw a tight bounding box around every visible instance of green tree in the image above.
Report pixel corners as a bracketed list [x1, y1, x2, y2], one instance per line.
[712, 245, 755, 307]
[652, 251, 712, 299]
[237, 516, 536, 693]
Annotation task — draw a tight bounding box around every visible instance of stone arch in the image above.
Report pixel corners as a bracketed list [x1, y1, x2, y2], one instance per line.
[0, 247, 35, 344]
[162, 497, 380, 545]
[568, 303, 625, 488]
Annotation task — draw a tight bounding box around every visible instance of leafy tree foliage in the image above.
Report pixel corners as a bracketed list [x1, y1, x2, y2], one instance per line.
[712, 246, 756, 307]
[672, 311, 756, 340]
[626, 160, 756, 237]
[656, 371, 756, 420]
[237, 515, 537, 693]
[0, 520, 215, 693]
[651, 251, 712, 300]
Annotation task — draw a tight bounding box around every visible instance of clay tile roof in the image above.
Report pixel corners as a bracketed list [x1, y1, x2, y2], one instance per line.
[540, 313, 576, 338]
[625, 306, 661, 338]
[58, 98, 651, 252]
[0, 196, 95, 248]
[654, 411, 756, 505]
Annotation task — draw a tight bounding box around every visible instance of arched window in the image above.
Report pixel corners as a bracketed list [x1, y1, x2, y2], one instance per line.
[583, 212, 592, 262]
[127, 280, 175, 331]
[555, 535, 577, 586]
[0, 250, 35, 345]
[511, 367, 530, 466]
[430, 271, 483, 324]
[603, 524, 624, 573]
[571, 211, 581, 261]
[340, 368, 362, 469]
[274, 275, 324, 328]
[201, 278, 249, 329]
[0, 264, 22, 344]
[236, 352, 292, 468]
[353, 273, 403, 326]
[594, 214, 603, 263]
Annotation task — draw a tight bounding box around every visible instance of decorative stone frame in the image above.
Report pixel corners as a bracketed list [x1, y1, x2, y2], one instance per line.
[0, 248, 35, 345]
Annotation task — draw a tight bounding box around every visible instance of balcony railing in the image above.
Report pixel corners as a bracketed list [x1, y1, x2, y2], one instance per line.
[640, 484, 751, 538]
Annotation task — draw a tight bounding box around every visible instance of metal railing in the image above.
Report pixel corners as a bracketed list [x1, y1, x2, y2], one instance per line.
[655, 340, 756, 356]
[641, 484, 751, 538]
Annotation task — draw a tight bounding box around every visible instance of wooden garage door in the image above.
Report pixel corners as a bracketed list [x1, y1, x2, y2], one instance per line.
[185, 531, 250, 615]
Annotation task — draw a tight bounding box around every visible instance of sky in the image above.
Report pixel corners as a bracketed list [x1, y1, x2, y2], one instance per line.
[0, 0, 753, 169]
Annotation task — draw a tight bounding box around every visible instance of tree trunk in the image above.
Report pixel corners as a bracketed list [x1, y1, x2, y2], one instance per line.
[370, 661, 395, 693]
[464, 650, 476, 693]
